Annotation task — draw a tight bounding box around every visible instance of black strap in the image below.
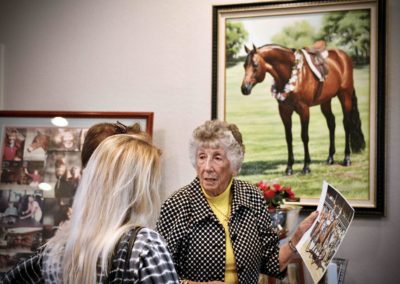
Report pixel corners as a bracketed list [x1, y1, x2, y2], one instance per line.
[124, 226, 142, 273]
[106, 226, 143, 282]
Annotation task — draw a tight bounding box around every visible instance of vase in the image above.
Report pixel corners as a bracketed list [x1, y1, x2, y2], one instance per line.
[268, 205, 302, 239]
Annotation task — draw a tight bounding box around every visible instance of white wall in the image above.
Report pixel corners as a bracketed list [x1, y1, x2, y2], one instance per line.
[1, 0, 399, 282]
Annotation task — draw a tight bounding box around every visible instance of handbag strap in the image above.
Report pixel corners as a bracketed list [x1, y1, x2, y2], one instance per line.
[106, 226, 143, 282]
[124, 226, 142, 273]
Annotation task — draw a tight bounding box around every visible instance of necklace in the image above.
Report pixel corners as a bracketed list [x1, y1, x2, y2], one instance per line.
[209, 201, 231, 222]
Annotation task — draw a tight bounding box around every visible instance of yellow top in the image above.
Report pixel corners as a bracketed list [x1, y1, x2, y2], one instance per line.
[202, 179, 238, 284]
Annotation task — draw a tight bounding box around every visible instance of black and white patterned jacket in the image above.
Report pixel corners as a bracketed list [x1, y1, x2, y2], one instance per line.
[156, 178, 285, 283]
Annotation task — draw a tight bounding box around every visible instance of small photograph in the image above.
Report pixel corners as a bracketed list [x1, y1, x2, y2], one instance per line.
[0, 189, 44, 273]
[17, 194, 44, 225]
[0, 189, 44, 227]
[42, 197, 72, 229]
[0, 161, 23, 185]
[0, 200, 19, 226]
[43, 151, 82, 203]
[21, 161, 45, 189]
[0, 160, 45, 190]
[0, 226, 43, 272]
[49, 128, 82, 152]
[2, 128, 26, 162]
[23, 128, 50, 161]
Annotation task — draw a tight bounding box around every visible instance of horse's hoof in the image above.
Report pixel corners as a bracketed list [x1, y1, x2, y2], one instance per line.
[302, 167, 311, 174]
[326, 157, 334, 165]
[342, 159, 351, 166]
[285, 168, 293, 176]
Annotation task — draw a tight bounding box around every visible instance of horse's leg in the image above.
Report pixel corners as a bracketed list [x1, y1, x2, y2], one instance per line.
[320, 100, 336, 164]
[278, 103, 294, 175]
[338, 92, 352, 166]
[298, 106, 311, 174]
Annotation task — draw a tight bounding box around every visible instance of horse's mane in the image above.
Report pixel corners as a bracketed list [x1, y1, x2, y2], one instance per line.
[245, 44, 294, 65]
[259, 43, 294, 53]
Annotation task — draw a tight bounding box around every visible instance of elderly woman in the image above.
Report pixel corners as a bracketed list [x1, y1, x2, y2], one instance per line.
[156, 120, 318, 284]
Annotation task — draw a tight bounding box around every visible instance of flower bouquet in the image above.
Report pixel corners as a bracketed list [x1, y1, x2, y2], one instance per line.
[256, 180, 301, 239]
[256, 180, 297, 209]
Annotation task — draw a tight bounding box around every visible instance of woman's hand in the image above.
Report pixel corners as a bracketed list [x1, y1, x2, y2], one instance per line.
[279, 211, 319, 270]
[292, 211, 319, 244]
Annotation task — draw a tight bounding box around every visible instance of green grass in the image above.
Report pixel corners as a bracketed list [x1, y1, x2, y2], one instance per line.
[225, 64, 370, 201]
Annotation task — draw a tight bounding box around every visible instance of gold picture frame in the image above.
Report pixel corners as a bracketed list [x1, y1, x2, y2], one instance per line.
[212, 0, 386, 215]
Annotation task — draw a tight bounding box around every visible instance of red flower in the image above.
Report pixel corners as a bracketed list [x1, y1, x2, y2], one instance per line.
[285, 187, 295, 199]
[257, 181, 267, 190]
[256, 181, 296, 208]
[264, 189, 276, 200]
[273, 183, 282, 191]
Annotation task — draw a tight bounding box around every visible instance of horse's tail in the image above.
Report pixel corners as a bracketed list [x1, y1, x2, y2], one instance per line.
[350, 90, 366, 152]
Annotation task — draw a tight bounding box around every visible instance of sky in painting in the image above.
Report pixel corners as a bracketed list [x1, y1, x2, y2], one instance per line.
[230, 13, 324, 55]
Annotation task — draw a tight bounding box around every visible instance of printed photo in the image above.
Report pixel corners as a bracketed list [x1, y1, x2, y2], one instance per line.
[296, 181, 354, 283]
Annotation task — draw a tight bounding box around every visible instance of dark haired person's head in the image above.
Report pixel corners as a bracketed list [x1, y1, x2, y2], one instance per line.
[81, 122, 151, 167]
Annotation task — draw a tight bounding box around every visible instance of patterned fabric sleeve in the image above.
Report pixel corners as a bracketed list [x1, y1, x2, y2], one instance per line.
[1, 251, 43, 284]
[156, 189, 188, 277]
[258, 197, 287, 279]
[132, 228, 179, 284]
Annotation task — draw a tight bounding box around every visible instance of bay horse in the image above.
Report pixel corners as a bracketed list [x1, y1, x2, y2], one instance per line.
[241, 44, 365, 175]
[27, 130, 50, 153]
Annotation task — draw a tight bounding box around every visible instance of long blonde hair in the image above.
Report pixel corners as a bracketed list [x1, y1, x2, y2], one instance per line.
[43, 134, 161, 283]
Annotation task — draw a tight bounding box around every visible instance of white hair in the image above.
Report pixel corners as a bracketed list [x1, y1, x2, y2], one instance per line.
[189, 120, 245, 174]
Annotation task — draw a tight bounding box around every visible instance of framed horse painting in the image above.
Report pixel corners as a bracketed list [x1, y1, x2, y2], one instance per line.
[212, 0, 386, 216]
[0, 110, 153, 273]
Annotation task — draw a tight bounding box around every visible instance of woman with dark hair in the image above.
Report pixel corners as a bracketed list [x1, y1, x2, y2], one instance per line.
[81, 121, 144, 168]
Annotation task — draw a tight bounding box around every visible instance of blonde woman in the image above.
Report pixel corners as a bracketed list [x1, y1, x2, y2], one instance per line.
[3, 134, 178, 283]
